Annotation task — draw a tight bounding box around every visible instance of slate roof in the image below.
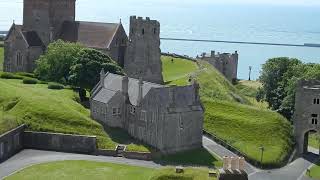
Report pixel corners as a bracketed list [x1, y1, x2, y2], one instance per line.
[5, 24, 44, 47]
[92, 73, 164, 106]
[59, 21, 120, 49]
[22, 31, 44, 47]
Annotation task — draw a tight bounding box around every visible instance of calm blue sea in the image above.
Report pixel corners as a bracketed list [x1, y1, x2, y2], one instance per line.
[1, 1, 320, 79]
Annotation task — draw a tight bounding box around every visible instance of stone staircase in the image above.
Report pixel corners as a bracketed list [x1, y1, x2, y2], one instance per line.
[115, 144, 126, 157]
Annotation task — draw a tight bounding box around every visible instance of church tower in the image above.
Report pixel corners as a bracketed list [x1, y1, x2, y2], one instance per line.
[23, 0, 76, 46]
[124, 16, 164, 84]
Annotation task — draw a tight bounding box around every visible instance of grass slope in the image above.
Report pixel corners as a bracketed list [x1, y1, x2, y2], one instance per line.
[0, 78, 149, 152]
[307, 161, 320, 179]
[162, 57, 293, 167]
[162, 56, 198, 85]
[0, 47, 3, 71]
[6, 160, 215, 180]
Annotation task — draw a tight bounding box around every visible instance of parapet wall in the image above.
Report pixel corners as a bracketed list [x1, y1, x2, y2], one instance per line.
[0, 125, 25, 163]
[23, 131, 97, 154]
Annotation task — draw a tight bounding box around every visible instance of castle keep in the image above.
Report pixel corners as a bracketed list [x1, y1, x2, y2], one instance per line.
[90, 71, 204, 154]
[199, 51, 238, 82]
[293, 80, 320, 155]
[124, 16, 164, 84]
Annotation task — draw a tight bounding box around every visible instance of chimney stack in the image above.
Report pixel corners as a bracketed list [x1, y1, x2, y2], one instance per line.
[122, 76, 129, 95]
[100, 69, 105, 88]
[137, 77, 143, 105]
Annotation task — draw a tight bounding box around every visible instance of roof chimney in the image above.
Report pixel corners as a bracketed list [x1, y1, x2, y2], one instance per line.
[122, 76, 129, 95]
[137, 77, 143, 105]
[100, 69, 105, 88]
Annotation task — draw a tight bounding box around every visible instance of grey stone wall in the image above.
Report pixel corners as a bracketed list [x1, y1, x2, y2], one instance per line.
[293, 80, 320, 155]
[124, 16, 163, 84]
[23, 131, 97, 154]
[0, 125, 25, 163]
[4, 28, 28, 72]
[108, 24, 128, 67]
[199, 51, 238, 82]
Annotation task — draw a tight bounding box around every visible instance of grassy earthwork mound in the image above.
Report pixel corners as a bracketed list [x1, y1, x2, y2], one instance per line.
[162, 56, 293, 167]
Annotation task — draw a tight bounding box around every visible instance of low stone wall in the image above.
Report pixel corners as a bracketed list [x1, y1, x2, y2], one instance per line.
[96, 149, 118, 157]
[0, 125, 25, 163]
[23, 131, 97, 154]
[123, 151, 152, 161]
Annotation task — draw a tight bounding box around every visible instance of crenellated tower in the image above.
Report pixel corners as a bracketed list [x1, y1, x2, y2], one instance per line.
[23, 0, 76, 46]
[124, 16, 163, 84]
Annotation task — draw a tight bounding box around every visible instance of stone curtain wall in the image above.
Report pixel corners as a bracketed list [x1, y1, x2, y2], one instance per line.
[0, 125, 25, 163]
[23, 131, 97, 154]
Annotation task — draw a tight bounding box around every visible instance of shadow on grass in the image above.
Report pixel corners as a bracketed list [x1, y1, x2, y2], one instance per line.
[103, 125, 154, 151]
[153, 148, 222, 168]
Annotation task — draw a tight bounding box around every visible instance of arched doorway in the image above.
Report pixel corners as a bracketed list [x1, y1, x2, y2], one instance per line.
[303, 130, 320, 155]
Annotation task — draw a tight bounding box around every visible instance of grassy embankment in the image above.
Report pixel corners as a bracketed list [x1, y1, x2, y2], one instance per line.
[0, 78, 149, 152]
[5, 160, 215, 180]
[0, 47, 3, 71]
[162, 56, 293, 167]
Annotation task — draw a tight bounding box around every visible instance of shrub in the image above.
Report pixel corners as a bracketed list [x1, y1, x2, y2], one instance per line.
[22, 77, 38, 84]
[0, 72, 23, 80]
[16, 72, 35, 78]
[48, 82, 64, 90]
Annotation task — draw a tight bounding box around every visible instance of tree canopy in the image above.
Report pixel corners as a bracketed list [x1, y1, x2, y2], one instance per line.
[258, 57, 320, 120]
[34, 40, 124, 100]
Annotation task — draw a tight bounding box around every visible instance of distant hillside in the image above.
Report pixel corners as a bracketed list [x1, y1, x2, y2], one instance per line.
[162, 56, 293, 167]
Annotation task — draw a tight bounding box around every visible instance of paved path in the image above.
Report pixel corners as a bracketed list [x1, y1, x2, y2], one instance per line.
[0, 149, 162, 179]
[203, 136, 257, 175]
[203, 135, 320, 180]
[0, 137, 319, 180]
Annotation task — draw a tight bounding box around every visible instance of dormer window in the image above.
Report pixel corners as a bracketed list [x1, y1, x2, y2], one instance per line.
[312, 114, 318, 125]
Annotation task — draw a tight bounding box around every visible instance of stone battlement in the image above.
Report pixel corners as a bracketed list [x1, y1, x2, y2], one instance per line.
[130, 16, 160, 26]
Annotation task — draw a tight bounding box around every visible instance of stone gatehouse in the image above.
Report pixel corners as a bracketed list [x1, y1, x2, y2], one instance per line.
[90, 70, 204, 154]
[198, 51, 238, 82]
[293, 80, 320, 155]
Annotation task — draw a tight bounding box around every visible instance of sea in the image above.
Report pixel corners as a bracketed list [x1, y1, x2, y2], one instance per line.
[1, 0, 320, 80]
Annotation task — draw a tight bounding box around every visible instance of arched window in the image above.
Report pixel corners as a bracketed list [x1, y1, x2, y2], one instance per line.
[16, 52, 23, 66]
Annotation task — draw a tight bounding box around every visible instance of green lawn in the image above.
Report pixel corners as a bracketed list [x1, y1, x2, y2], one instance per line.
[307, 161, 320, 179]
[162, 58, 293, 167]
[5, 160, 216, 180]
[309, 133, 320, 149]
[0, 47, 3, 71]
[162, 56, 198, 85]
[0, 78, 149, 152]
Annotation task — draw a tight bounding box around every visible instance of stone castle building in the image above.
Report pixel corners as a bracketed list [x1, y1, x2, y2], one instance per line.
[124, 16, 163, 84]
[4, 0, 128, 72]
[198, 51, 238, 82]
[293, 80, 320, 155]
[90, 71, 204, 154]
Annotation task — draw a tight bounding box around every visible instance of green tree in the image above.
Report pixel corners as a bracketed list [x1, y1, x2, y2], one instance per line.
[259, 57, 320, 120]
[35, 40, 83, 84]
[68, 48, 124, 101]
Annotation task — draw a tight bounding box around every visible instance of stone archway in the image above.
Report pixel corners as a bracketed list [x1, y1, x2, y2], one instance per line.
[302, 130, 319, 154]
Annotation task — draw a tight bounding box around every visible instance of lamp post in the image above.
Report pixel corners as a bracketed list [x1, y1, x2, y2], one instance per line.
[259, 146, 265, 168]
[248, 66, 252, 81]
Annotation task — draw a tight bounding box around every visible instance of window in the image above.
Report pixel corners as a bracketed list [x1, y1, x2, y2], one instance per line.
[140, 110, 147, 121]
[179, 114, 184, 129]
[153, 28, 156, 34]
[112, 107, 121, 116]
[312, 114, 318, 125]
[314, 98, 320, 105]
[130, 106, 136, 115]
[142, 29, 145, 35]
[16, 52, 23, 66]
